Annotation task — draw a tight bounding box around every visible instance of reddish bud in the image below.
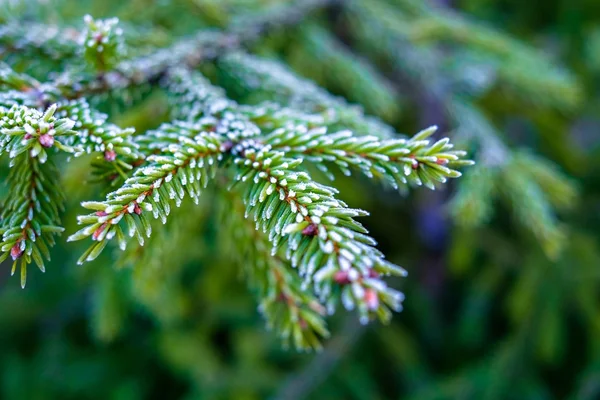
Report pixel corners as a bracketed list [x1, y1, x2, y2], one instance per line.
[10, 243, 23, 260]
[436, 158, 448, 165]
[299, 318, 308, 330]
[39, 134, 54, 148]
[92, 223, 107, 240]
[95, 211, 108, 217]
[411, 161, 419, 170]
[367, 269, 380, 279]
[94, 33, 104, 43]
[334, 270, 351, 285]
[302, 223, 318, 236]
[133, 203, 142, 215]
[364, 288, 379, 311]
[104, 150, 117, 162]
[24, 134, 33, 140]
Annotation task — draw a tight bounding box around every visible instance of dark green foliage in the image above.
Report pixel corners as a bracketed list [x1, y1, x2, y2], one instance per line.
[0, 0, 598, 399]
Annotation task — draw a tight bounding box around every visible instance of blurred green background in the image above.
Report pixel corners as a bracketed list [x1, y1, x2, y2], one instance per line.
[1, 0, 600, 399]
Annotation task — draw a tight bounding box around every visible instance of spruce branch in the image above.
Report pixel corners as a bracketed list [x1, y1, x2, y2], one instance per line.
[263, 124, 471, 190]
[0, 62, 40, 91]
[160, 66, 470, 330]
[218, 52, 398, 138]
[81, 15, 126, 73]
[448, 98, 509, 166]
[56, 99, 141, 183]
[346, 0, 581, 111]
[0, 104, 77, 163]
[229, 0, 344, 45]
[500, 167, 566, 259]
[2, 2, 346, 107]
[339, 0, 576, 258]
[291, 24, 402, 122]
[0, 62, 60, 108]
[0, 22, 80, 64]
[224, 191, 329, 351]
[159, 68, 264, 144]
[447, 99, 575, 258]
[0, 3, 478, 349]
[2, 65, 143, 185]
[0, 90, 35, 109]
[162, 67, 243, 122]
[344, 0, 446, 101]
[399, 2, 582, 110]
[68, 123, 226, 264]
[448, 164, 497, 227]
[0, 104, 77, 287]
[511, 152, 577, 211]
[0, 156, 63, 288]
[231, 142, 408, 324]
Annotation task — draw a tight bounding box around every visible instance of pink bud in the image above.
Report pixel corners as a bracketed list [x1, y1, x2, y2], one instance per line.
[299, 318, 308, 330]
[96, 211, 108, 217]
[436, 158, 448, 165]
[334, 270, 351, 285]
[92, 223, 107, 240]
[24, 134, 33, 140]
[133, 203, 142, 215]
[364, 288, 379, 311]
[10, 243, 23, 260]
[301, 223, 318, 236]
[39, 134, 54, 148]
[104, 150, 117, 162]
[367, 269, 380, 279]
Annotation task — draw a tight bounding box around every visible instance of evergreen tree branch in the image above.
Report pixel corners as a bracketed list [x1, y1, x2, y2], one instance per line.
[290, 24, 403, 122]
[229, 0, 345, 45]
[0, 156, 62, 288]
[68, 123, 227, 264]
[2, 65, 143, 185]
[346, 0, 581, 111]
[224, 190, 330, 350]
[0, 104, 77, 164]
[231, 141, 407, 324]
[0, 22, 80, 64]
[1, 62, 60, 108]
[218, 52, 398, 138]
[81, 15, 126, 74]
[0, 104, 78, 286]
[0, 3, 478, 349]
[162, 67, 247, 123]
[0, 62, 40, 92]
[56, 99, 142, 184]
[263, 124, 471, 190]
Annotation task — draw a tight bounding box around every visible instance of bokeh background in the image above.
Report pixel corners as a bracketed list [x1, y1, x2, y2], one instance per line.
[1, 0, 600, 399]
